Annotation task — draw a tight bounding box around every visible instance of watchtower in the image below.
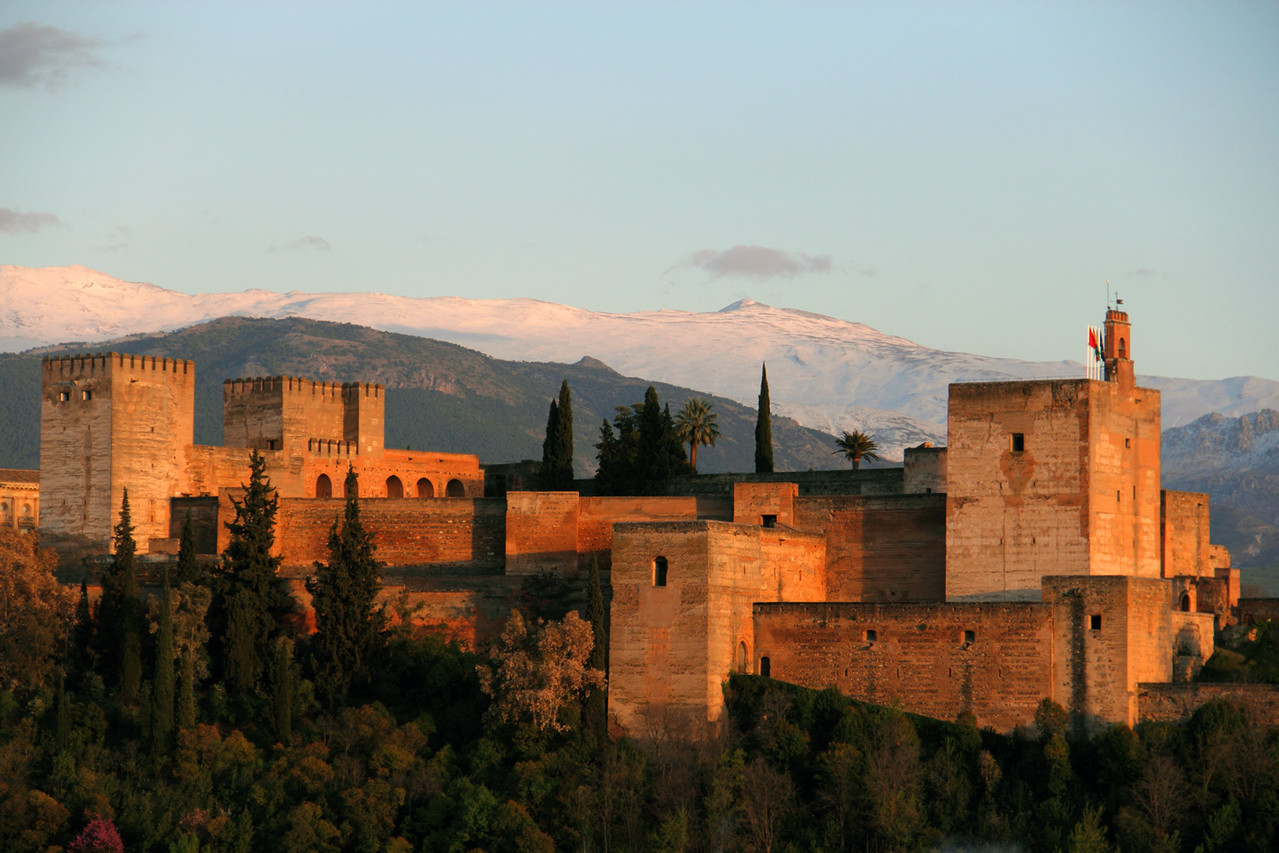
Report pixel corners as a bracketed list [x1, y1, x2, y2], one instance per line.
[223, 376, 384, 456]
[40, 353, 195, 549]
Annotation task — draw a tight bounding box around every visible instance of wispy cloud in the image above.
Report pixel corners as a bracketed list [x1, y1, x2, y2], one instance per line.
[269, 235, 331, 253]
[674, 244, 833, 279]
[0, 22, 106, 89]
[0, 207, 62, 234]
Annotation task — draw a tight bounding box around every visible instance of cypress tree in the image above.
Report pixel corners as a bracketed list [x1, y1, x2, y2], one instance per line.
[69, 578, 95, 687]
[584, 553, 608, 740]
[215, 450, 290, 699]
[151, 568, 176, 755]
[175, 511, 201, 585]
[177, 647, 196, 730]
[269, 636, 297, 743]
[307, 467, 386, 706]
[539, 380, 576, 490]
[755, 363, 774, 473]
[98, 490, 142, 703]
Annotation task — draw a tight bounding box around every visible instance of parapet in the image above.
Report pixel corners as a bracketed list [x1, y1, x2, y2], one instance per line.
[223, 375, 383, 399]
[43, 352, 194, 379]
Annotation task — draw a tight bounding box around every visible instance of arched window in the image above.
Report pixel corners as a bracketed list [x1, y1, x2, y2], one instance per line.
[759, 657, 771, 678]
[386, 475, 404, 498]
[1180, 593, 1191, 612]
[1118, 337, 1126, 358]
[417, 477, 434, 498]
[653, 556, 668, 587]
[736, 641, 748, 672]
[446, 478, 466, 497]
[316, 474, 332, 498]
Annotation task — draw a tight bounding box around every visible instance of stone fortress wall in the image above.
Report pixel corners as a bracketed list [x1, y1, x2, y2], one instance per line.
[34, 307, 1264, 737]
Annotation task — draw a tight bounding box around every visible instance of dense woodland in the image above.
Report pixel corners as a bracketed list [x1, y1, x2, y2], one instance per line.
[4, 449, 1279, 852]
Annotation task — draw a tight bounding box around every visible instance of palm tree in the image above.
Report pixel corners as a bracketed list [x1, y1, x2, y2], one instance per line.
[834, 430, 881, 471]
[676, 397, 720, 473]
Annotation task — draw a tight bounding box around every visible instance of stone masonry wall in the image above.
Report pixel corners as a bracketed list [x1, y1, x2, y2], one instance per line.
[795, 494, 945, 602]
[752, 601, 1054, 732]
[506, 492, 581, 576]
[1161, 489, 1211, 577]
[1138, 683, 1279, 727]
[576, 496, 731, 571]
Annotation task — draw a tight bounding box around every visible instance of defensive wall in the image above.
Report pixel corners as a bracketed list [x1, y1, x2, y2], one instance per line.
[1138, 683, 1279, 727]
[752, 600, 1054, 732]
[608, 520, 826, 738]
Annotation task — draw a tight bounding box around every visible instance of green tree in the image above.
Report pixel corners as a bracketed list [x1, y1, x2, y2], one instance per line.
[215, 450, 291, 699]
[755, 363, 774, 473]
[584, 554, 608, 739]
[96, 490, 142, 703]
[594, 387, 688, 495]
[307, 466, 387, 706]
[175, 511, 202, 585]
[0, 528, 73, 694]
[151, 568, 176, 756]
[539, 380, 575, 490]
[833, 429, 882, 471]
[675, 397, 720, 473]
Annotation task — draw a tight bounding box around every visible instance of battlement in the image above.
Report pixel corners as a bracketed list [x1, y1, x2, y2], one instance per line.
[43, 352, 194, 379]
[307, 438, 358, 457]
[223, 375, 380, 398]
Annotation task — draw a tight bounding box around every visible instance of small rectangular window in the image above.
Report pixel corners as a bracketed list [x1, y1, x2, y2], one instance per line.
[961, 629, 975, 647]
[1125, 438, 1131, 448]
[761, 514, 777, 529]
[81, 389, 92, 401]
[1010, 433, 1025, 452]
[759, 657, 771, 678]
[864, 629, 877, 645]
[1090, 614, 1102, 631]
[653, 556, 668, 587]
[58, 391, 70, 402]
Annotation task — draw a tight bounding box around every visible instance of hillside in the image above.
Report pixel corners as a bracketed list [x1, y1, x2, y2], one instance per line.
[0, 316, 846, 476]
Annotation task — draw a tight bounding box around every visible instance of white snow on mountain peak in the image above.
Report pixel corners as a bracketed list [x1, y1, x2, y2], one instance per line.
[4, 265, 1279, 460]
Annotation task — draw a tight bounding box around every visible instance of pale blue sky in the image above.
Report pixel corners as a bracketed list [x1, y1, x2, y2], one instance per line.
[2, 2, 1276, 381]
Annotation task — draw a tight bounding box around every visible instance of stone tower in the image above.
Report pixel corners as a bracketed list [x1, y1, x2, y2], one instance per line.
[945, 311, 1162, 600]
[40, 353, 195, 550]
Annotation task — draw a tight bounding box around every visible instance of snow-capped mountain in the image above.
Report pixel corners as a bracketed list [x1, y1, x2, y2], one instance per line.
[5, 265, 1278, 460]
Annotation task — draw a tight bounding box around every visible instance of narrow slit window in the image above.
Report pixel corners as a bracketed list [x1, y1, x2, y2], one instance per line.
[1090, 614, 1102, 631]
[759, 657, 771, 678]
[653, 556, 668, 587]
[1010, 433, 1025, 452]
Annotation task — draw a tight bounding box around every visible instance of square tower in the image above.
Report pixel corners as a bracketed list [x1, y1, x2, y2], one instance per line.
[41, 353, 195, 549]
[945, 374, 1161, 600]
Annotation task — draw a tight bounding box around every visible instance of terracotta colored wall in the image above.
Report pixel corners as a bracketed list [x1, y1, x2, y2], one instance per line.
[1138, 683, 1279, 726]
[1042, 575, 1173, 731]
[1161, 490, 1212, 577]
[270, 496, 505, 570]
[576, 496, 730, 571]
[753, 601, 1054, 732]
[795, 494, 945, 602]
[608, 520, 825, 739]
[903, 446, 947, 494]
[505, 491, 581, 576]
[732, 482, 797, 528]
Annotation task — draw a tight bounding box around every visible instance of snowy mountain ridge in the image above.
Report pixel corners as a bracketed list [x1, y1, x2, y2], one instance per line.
[5, 265, 1278, 460]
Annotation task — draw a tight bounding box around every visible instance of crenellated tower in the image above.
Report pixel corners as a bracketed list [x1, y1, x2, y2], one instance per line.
[40, 353, 195, 549]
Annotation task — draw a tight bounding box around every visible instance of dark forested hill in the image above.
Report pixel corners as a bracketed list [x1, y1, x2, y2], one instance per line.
[0, 316, 844, 474]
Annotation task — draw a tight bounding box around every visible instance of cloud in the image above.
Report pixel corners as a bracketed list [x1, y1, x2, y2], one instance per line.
[676, 244, 833, 279]
[269, 236, 331, 253]
[0, 22, 105, 89]
[0, 207, 62, 234]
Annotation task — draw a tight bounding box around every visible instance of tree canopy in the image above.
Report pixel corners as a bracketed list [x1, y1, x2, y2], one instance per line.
[675, 396, 720, 473]
[756, 363, 774, 473]
[834, 429, 882, 470]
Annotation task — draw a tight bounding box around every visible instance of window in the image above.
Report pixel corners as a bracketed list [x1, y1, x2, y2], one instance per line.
[81, 389, 92, 401]
[864, 629, 877, 645]
[1090, 614, 1102, 631]
[653, 556, 668, 587]
[446, 478, 466, 497]
[960, 629, 975, 648]
[1180, 593, 1191, 612]
[761, 514, 777, 529]
[759, 657, 771, 678]
[1125, 438, 1131, 448]
[1119, 338, 1126, 358]
[1010, 433, 1025, 452]
[417, 477, 434, 498]
[58, 391, 70, 402]
[736, 641, 748, 672]
[315, 474, 332, 499]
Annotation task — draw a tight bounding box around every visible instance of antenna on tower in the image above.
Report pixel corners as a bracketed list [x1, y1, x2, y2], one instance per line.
[1106, 279, 1111, 310]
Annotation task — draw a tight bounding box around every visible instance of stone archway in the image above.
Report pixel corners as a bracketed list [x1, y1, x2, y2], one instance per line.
[316, 474, 332, 498]
[386, 475, 404, 499]
[417, 477, 434, 498]
[446, 478, 466, 498]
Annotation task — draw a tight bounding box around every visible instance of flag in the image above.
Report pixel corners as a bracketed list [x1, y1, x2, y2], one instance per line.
[1088, 327, 1103, 362]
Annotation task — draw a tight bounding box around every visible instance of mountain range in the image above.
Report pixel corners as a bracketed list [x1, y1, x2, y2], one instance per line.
[2, 264, 1276, 567]
[5, 265, 1279, 460]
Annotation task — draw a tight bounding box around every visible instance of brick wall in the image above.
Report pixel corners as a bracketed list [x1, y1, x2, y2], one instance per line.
[1138, 683, 1279, 726]
[576, 496, 729, 571]
[795, 494, 945, 602]
[506, 492, 581, 576]
[271, 496, 506, 570]
[752, 601, 1054, 732]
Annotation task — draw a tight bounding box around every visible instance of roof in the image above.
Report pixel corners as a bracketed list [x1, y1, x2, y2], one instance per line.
[0, 469, 39, 484]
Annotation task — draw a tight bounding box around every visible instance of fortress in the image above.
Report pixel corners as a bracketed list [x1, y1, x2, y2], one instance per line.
[36, 309, 1249, 735]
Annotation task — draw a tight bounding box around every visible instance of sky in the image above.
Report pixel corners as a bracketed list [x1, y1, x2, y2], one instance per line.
[2, 1, 1276, 382]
